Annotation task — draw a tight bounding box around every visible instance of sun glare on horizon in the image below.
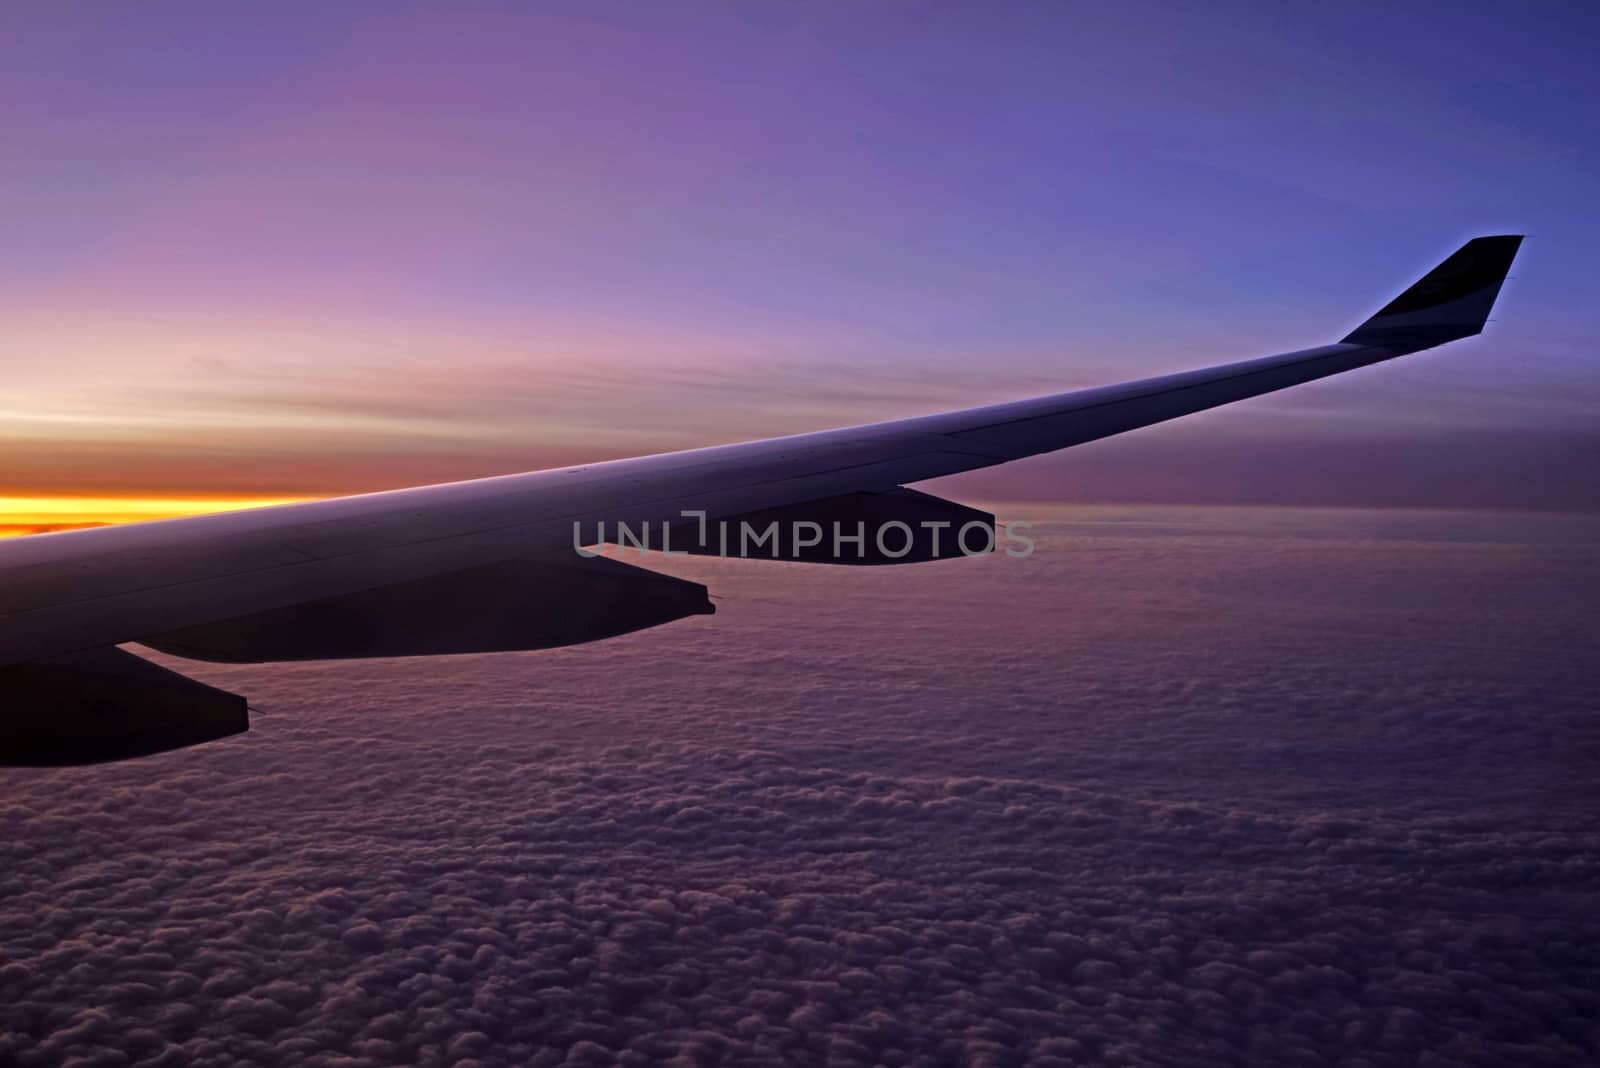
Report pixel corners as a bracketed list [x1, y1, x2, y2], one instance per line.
[0, 495, 313, 538]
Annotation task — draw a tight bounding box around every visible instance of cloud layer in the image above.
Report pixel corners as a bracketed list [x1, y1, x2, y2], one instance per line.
[3, 507, 1598, 1066]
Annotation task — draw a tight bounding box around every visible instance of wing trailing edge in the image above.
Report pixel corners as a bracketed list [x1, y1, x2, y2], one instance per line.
[142, 553, 713, 664]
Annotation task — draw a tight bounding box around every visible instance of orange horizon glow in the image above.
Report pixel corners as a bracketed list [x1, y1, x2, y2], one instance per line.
[0, 495, 314, 538]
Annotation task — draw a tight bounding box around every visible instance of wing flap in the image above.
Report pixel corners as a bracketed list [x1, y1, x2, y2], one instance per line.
[141, 554, 714, 663]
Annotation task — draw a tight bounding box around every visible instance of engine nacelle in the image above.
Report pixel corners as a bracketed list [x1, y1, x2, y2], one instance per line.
[0, 647, 248, 766]
[0, 554, 713, 764]
[638, 487, 995, 565]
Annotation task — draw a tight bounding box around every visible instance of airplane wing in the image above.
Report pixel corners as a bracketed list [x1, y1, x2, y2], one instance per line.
[0, 235, 1522, 764]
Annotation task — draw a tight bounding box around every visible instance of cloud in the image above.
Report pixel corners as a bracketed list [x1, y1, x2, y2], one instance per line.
[6, 337, 1598, 512]
[930, 421, 1600, 512]
[2, 508, 1598, 1065]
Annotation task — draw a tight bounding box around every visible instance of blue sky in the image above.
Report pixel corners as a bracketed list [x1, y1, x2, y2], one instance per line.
[2, 1, 1595, 511]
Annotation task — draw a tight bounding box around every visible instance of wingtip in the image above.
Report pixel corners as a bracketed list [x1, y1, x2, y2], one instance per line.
[1341, 235, 1523, 350]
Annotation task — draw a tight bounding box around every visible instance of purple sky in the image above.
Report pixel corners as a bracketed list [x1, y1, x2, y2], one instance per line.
[3, 2, 1597, 510]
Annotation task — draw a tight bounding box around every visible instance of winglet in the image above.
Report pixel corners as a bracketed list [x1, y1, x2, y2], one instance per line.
[1342, 235, 1523, 350]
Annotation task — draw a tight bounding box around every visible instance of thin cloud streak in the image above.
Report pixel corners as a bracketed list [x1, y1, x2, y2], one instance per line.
[4, 355, 1597, 512]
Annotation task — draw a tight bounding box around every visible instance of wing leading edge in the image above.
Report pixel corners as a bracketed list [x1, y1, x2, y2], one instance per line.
[0, 235, 1522, 760]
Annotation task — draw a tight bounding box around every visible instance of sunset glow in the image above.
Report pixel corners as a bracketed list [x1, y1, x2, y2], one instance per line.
[0, 495, 311, 537]
[3, 4, 1596, 521]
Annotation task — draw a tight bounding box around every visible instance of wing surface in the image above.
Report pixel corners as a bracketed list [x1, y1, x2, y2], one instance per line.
[0, 236, 1522, 666]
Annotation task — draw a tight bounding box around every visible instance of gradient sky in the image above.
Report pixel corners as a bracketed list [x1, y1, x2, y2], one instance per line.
[3, 1, 1597, 528]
